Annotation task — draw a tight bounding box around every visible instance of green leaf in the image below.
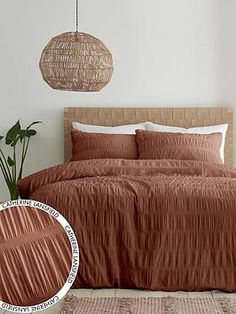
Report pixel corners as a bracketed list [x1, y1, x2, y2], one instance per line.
[26, 121, 42, 130]
[5, 121, 21, 145]
[7, 156, 15, 167]
[10, 135, 20, 147]
[19, 130, 26, 142]
[25, 129, 37, 137]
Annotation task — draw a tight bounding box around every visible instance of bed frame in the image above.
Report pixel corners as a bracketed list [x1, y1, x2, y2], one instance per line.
[64, 107, 233, 165]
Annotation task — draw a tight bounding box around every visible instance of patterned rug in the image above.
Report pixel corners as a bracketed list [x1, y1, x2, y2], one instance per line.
[60, 295, 236, 314]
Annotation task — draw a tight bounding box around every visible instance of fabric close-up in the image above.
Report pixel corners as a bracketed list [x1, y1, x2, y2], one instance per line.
[0, 206, 72, 306]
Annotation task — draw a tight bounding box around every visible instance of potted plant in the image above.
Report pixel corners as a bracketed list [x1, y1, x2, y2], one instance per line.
[0, 120, 41, 200]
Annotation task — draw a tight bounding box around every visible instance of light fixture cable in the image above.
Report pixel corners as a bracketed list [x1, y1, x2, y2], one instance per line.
[75, 0, 79, 33]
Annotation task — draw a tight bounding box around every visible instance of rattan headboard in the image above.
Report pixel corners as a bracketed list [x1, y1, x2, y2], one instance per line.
[64, 107, 233, 164]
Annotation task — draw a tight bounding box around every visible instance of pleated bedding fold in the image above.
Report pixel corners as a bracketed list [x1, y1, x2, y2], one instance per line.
[0, 206, 72, 306]
[18, 159, 236, 291]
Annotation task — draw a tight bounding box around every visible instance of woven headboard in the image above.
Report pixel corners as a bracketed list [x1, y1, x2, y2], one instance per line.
[64, 107, 233, 164]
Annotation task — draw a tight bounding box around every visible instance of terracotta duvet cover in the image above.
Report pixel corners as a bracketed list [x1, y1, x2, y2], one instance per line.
[0, 205, 72, 306]
[18, 159, 236, 292]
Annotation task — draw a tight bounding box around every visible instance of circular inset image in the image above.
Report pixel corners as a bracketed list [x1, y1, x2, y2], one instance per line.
[0, 200, 79, 313]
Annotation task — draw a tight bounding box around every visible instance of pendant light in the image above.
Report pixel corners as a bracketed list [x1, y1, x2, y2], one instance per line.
[39, 0, 114, 92]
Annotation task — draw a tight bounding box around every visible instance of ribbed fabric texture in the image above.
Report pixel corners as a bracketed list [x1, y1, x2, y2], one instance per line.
[136, 130, 222, 163]
[0, 206, 72, 306]
[18, 159, 236, 291]
[71, 130, 138, 161]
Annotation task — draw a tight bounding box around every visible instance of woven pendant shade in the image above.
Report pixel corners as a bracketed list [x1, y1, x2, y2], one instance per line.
[39, 32, 114, 92]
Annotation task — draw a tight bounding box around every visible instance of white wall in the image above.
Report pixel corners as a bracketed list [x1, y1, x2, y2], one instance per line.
[0, 0, 235, 200]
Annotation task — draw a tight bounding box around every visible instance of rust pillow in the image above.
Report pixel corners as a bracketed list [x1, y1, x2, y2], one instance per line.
[71, 129, 138, 161]
[136, 130, 222, 163]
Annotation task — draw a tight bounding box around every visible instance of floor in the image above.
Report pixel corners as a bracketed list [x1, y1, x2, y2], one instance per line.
[1, 289, 236, 314]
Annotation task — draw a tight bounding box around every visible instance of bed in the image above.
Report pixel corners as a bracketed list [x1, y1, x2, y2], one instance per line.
[18, 107, 236, 292]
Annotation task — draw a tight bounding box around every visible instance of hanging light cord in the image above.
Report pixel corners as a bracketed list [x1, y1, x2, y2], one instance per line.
[75, 0, 79, 33]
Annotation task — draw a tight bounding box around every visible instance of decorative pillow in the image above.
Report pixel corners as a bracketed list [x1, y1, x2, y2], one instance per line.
[136, 130, 222, 163]
[71, 130, 138, 161]
[72, 121, 148, 134]
[146, 123, 228, 163]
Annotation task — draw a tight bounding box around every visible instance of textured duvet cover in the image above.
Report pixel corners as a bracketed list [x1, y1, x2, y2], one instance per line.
[18, 159, 236, 292]
[0, 205, 72, 306]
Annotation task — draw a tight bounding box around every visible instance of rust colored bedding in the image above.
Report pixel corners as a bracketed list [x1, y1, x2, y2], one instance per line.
[18, 159, 236, 292]
[0, 206, 72, 306]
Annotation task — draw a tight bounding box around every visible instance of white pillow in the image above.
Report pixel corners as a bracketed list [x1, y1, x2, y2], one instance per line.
[146, 122, 228, 163]
[72, 121, 148, 134]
